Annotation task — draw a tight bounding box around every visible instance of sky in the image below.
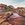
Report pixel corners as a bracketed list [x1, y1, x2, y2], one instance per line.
[0, 0, 25, 8]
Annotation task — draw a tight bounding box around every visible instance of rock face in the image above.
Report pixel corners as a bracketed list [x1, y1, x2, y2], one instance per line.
[7, 17, 25, 25]
[0, 12, 25, 25]
[7, 13, 25, 25]
[0, 12, 13, 25]
[10, 13, 22, 18]
[1, 22, 12, 25]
